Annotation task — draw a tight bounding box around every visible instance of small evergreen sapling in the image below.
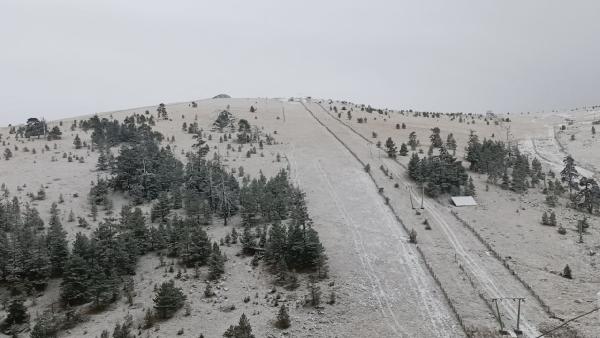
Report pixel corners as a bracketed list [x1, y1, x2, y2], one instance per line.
[275, 304, 291, 329]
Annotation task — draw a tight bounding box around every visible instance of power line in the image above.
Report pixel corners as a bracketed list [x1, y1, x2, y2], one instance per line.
[536, 307, 600, 338]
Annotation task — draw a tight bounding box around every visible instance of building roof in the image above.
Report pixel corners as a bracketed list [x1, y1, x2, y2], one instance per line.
[451, 196, 477, 206]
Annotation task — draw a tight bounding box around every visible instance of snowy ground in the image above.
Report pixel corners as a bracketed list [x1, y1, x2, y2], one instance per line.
[1, 97, 599, 337]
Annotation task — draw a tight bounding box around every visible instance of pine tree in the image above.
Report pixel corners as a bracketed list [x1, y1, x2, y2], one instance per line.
[60, 254, 91, 306]
[47, 203, 69, 276]
[464, 177, 476, 196]
[408, 229, 417, 244]
[275, 304, 291, 329]
[384, 137, 397, 158]
[153, 279, 186, 319]
[561, 155, 579, 198]
[501, 171, 510, 190]
[72, 232, 91, 259]
[549, 211, 557, 226]
[73, 134, 82, 149]
[430, 127, 443, 148]
[562, 264, 572, 279]
[181, 227, 211, 267]
[4, 297, 28, 326]
[208, 242, 225, 280]
[446, 133, 457, 155]
[399, 143, 408, 156]
[223, 313, 255, 338]
[4, 148, 13, 160]
[121, 207, 149, 254]
[408, 131, 418, 150]
[240, 226, 255, 255]
[172, 188, 183, 210]
[47, 126, 62, 140]
[30, 313, 58, 338]
[97, 147, 109, 171]
[541, 211, 549, 225]
[151, 192, 171, 223]
[408, 153, 420, 180]
[88, 265, 119, 308]
[308, 281, 321, 306]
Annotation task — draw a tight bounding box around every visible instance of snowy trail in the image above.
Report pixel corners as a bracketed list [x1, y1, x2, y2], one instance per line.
[279, 101, 462, 337]
[303, 100, 550, 337]
[519, 125, 596, 179]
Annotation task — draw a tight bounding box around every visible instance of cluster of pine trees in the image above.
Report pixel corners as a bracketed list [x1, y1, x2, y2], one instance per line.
[560, 155, 600, 214]
[465, 131, 544, 193]
[0, 199, 67, 292]
[408, 149, 470, 197]
[240, 170, 292, 226]
[84, 114, 162, 147]
[238, 171, 328, 280]
[0, 108, 330, 335]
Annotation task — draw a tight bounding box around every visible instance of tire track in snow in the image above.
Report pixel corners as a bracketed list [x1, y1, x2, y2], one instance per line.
[305, 100, 543, 336]
[314, 160, 407, 337]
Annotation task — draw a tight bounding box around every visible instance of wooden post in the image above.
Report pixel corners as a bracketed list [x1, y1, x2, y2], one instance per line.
[420, 184, 424, 209]
[515, 298, 523, 335]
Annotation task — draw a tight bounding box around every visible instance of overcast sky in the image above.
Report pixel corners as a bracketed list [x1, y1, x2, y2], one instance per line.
[1, 0, 599, 126]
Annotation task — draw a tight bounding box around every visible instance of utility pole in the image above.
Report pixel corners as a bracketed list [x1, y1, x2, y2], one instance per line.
[491, 297, 525, 335]
[420, 184, 424, 209]
[408, 185, 415, 210]
[515, 298, 523, 335]
[492, 298, 508, 335]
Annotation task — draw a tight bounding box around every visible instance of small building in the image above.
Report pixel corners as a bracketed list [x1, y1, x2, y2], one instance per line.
[450, 196, 477, 207]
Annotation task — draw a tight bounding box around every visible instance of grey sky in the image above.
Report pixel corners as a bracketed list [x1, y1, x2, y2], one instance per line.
[1, 0, 599, 126]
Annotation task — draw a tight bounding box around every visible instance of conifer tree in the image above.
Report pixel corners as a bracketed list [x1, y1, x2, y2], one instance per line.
[500, 171, 510, 190]
[240, 226, 255, 255]
[408, 132, 418, 150]
[223, 313, 255, 338]
[308, 281, 321, 306]
[561, 155, 579, 198]
[181, 227, 211, 267]
[408, 153, 420, 180]
[47, 126, 62, 140]
[88, 265, 119, 308]
[151, 192, 171, 223]
[208, 242, 225, 280]
[541, 211, 549, 225]
[446, 133, 457, 155]
[399, 143, 408, 156]
[60, 254, 91, 306]
[275, 304, 291, 329]
[97, 147, 109, 171]
[562, 264, 572, 279]
[384, 137, 397, 158]
[171, 188, 183, 210]
[153, 279, 186, 319]
[430, 127, 443, 148]
[47, 203, 69, 276]
[549, 211, 557, 226]
[73, 134, 82, 149]
[4, 297, 28, 327]
[30, 313, 57, 338]
[464, 177, 476, 196]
